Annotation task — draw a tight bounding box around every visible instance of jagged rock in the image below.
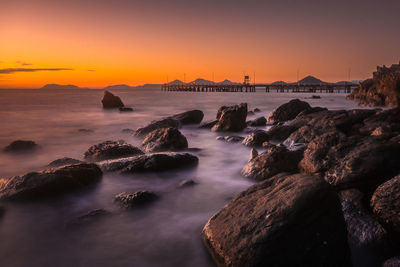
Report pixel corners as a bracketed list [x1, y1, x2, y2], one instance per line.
[348, 62, 400, 107]
[170, 110, 204, 124]
[246, 116, 267, 126]
[212, 103, 247, 132]
[119, 107, 133, 112]
[371, 175, 400, 237]
[178, 179, 197, 188]
[241, 145, 304, 181]
[3, 140, 38, 152]
[249, 148, 258, 162]
[135, 118, 180, 136]
[48, 157, 84, 167]
[199, 120, 218, 129]
[202, 173, 351, 267]
[114, 191, 157, 209]
[101, 90, 124, 108]
[66, 209, 110, 228]
[242, 130, 269, 147]
[141, 128, 188, 152]
[100, 153, 198, 173]
[267, 99, 311, 122]
[84, 140, 144, 161]
[0, 163, 102, 200]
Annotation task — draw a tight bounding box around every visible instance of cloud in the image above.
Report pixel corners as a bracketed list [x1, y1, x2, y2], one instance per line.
[0, 68, 73, 74]
[16, 61, 33, 66]
[87, 69, 96, 72]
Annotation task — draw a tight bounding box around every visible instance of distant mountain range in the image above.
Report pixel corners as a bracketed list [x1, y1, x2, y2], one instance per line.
[167, 78, 239, 85]
[40, 84, 89, 90]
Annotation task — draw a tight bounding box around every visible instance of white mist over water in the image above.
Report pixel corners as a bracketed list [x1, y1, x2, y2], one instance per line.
[0, 88, 362, 267]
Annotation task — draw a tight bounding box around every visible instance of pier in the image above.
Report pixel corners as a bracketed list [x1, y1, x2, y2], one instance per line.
[161, 82, 359, 93]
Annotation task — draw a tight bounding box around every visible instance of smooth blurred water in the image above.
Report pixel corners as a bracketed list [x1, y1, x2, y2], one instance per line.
[0, 88, 361, 267]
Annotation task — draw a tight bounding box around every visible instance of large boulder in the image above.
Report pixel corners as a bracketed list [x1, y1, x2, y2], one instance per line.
[114, 191, 157, 209]
[212, 103, 247, 132]
[242, 125, 298, 147]
[0, 163, 102, 201]
[241, 145, 304, 181]
[135, 118, 180, 136]
[141, 128, 188, 152]
[84, 140, 144, 161]
[202, 173, 351, 267]
[100, 153, 198, 173]
[242, 130, 270, 147]
[101, 90, 124, 108]
[267, 99, 311, 122]
[169, 110, 204, 125]
[3, 140, 38, 152]
[371, 175, 400, 237]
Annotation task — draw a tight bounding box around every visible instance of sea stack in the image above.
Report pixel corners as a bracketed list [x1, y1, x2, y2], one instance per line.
[102, 90, 124, 108]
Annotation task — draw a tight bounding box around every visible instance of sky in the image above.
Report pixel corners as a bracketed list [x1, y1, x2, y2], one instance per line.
[1, 0, 400, 88]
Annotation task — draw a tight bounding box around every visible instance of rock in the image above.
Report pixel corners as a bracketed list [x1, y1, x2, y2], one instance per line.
[0, 206, 4, 218]
[241, 145, 304, 181]
[135, 118, 180, 136]
[311, 95, 321, 99]
[383, 257, 400, 267]
[119, 107, 133, 112]
[249, 148, 258, 162]
[217, 136, 244, 143]
[114, 191, 157, 209]
[84, 140, 144, 161]
[66, 209, 110, 228]
[340, 189, 395, 266]
[246, 116, 267, 126]
[170, 110, 204, 125]
[267, 99, 311, 122]
[0, 163, 102, 201]
[199, 120, 218, 129]
[121, 128, 135, 134]
[253, 108, 261, 112]
[212, 103, 247, 132]
[247, 111, 254, 116]
[242, 130, 270, 147]
[78, 129, 94, 133]
[371, 175, 400, 237]
[202, 173, 351, 267]
[348, 62, 400, 107]
[141, 128, 188, 152]
[48, 157, 84, 167]
[100, 153, 199, 173]
[178, 179, 197, 188]
[242, 125, 298, 147]
[101, 90, 124, 108]
[3, 140, 38, 152]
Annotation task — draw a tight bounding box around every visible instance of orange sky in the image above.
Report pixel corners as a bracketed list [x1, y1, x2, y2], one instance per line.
[1, 0, 400, 88]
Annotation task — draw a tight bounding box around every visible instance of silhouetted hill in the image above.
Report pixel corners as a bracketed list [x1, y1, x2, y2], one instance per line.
[40, 84, 88, 90]
[271, 81, 287, 85]
[217, 79, 240, 85]
[104, 84, 133, 90]
[191, 78, 215, 85]
[168, 80, 184, 85]
[298, 76, 326, 84]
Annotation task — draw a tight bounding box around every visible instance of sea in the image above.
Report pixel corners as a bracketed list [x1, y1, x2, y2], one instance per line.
[0, 88, 362, 267]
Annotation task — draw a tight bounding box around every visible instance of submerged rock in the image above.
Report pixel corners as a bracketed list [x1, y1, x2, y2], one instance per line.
[170, 110, 204, 125]
[241, 145, 303, 181]
[246, 116, 267, 126]
[114, 191, 157, 209]
[199, 120, 218, 129]
[135, 118, 180, 136]
[84, 140, 144, 161]
[202, 173, 351, 267]
[141, 127, 188, 152]
[101, 90, 124, 108]
[3, 140, 38, 152]
[119, 107, 133, 112]
[178, 179, 197, 188]
[0, 163, 102, 201]
[216, 135, 244, 143]
[267, 99, 311, 122]
[66, 209, 110, 228]
[48, 157, 84, 167]
[212, 103, 247, 132]
[121, 128, 135, 134]
[100, 153, 198, 173]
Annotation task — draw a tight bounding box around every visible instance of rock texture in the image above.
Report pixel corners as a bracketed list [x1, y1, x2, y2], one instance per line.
[48, 157, 84, 167]
[348, 62, 400, 107]
[246, 116, 267, 126]
[141, 128, 188, 152]
[170, 110, 204, 125]
[199, 120, 218, 129]
[212, 103, 247, 132]
[101, 90, 124, 108]
[114, 191, 157, 209]
[135, 118, 180, 136]
[3, 140, 38, 152]
[202, 173, 351, 267]
[84, 140, 144, 161]
[0, 163, 102, 200]
[267, 99, 311, 122]
[100, 153, 198, 173]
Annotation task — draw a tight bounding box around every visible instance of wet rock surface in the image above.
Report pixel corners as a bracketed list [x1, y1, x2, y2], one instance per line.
[141, 127, 188, 152]
[216, 135, 244, 143]
[198, 120, 218, 129]
[170, 110, 204, 125]
[100, 153, 199, 173]
[246, 116, 266, 126]
[0, 163, 103, 201]
[212, 103, 247, 132]
[114, 191, 157, 209]
[135, 118, 180, 136]
[202, 173, 351, 267]
[3, 140, 38, 152]
[84, 140, 144, 161]
[48, 157, 84, 167]
[101, 90, 124, 108]
[267, 99, 311, 122]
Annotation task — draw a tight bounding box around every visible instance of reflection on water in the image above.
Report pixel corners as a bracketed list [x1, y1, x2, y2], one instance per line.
[0, 88, 361, 267]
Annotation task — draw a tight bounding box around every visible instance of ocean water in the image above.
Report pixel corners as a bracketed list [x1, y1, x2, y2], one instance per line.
[0, 88, 361, 267]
